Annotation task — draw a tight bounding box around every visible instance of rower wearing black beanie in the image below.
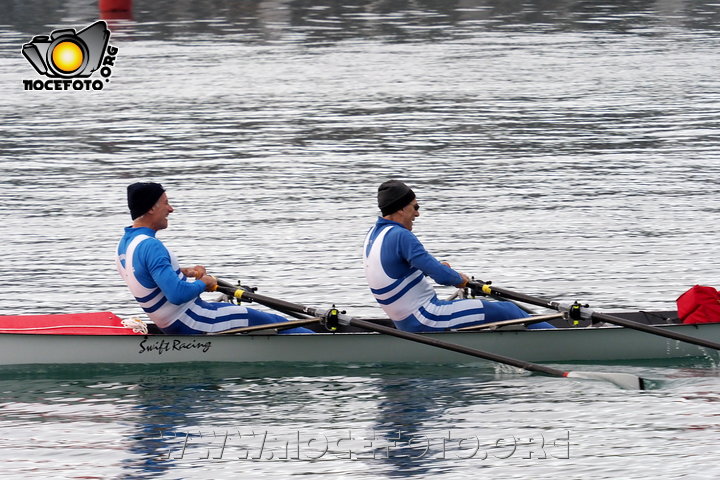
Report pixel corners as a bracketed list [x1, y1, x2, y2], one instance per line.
[363, 180, 556, 333]
[116, 183, 314, 336]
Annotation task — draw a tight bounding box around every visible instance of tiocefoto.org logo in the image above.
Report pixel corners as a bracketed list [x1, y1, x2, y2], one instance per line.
[21, 20, 119, 91]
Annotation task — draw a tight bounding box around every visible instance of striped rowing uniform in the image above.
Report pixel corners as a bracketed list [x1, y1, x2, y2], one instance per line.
[116, 227, 312, 335]
[363, 217, 554, 332]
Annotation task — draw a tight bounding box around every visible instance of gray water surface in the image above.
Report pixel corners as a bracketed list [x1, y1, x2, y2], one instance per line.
[1, 0, 720, 478]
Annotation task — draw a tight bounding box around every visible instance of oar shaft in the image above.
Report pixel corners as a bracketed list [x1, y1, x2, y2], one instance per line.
[216, 279, 311, 319]
[469, 281, 720, 351]
[216, 284, 324, 318]
[457, 313, 565, 331]
[470, 281, 561, 310]
[216, 317, 320, 335]
[591, 310, 720, 350]
[346, 317, 568, 378]
[214, 280, 646, 389]
[217, 281, 585, 380]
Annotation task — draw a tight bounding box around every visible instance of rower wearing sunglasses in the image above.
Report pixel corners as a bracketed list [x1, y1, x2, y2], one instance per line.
[363, 180, 555, 333]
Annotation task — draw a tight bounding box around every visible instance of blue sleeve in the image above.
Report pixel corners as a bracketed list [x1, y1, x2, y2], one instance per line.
[397, 229, 463, 286]
[138, 239, 206, 304]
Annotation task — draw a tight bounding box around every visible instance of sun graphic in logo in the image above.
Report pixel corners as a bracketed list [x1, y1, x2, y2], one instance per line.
[22, 21, 111, 78]
[51, 40, 85, 73]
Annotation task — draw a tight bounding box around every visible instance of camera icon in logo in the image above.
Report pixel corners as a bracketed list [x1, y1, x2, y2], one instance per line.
[22, 21, 110, 78]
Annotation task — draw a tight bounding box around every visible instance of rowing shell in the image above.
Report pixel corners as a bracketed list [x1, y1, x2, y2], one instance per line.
[0, 311, 718, 366]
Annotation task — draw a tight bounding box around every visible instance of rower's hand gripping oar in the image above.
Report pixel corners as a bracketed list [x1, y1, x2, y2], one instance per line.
[469, 280, 720, 352]
[213, 280, 647, 390]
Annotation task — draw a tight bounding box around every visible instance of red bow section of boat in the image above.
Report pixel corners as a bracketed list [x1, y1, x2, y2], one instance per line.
[0, 312, 143, 335]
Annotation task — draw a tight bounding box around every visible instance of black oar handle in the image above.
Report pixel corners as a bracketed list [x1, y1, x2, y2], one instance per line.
[215, 283, 326, 318]
[216, 279, 313, 320]
[468, 281, 561, 311]
[469, 280, 720, 351]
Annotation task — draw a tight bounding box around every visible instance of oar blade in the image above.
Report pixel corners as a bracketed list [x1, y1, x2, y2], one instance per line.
[566, 371, 646, 390]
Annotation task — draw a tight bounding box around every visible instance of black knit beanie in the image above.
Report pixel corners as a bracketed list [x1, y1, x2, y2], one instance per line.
[127, 182, 165, 220]
[378, 180, 415, 216]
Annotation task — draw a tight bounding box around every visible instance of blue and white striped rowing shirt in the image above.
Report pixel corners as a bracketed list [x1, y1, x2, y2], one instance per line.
[363, 217, 463, 322]
[116, 226, 206, 330]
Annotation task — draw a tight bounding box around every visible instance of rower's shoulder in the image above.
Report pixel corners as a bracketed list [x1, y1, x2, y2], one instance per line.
[131, 233, 168, 258]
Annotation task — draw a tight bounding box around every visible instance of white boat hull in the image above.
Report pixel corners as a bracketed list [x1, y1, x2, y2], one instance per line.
[1, 323, 719, 366]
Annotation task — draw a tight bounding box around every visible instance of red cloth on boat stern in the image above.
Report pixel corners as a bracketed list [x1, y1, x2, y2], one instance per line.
[677, 285, 720, 324]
